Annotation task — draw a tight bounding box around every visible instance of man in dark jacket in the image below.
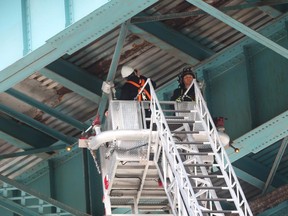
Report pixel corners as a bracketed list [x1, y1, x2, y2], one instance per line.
[171, 67, 196, 102]
[119, 65, 156, 101]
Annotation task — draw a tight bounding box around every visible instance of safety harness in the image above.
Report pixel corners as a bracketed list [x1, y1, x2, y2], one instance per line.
[127, 80, 151, 101]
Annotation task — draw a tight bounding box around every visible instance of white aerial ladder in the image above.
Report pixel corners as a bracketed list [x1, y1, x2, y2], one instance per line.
[79, 79, 253, 216]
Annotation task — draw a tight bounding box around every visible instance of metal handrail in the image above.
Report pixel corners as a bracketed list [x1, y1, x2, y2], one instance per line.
[139, 78, 253, 216]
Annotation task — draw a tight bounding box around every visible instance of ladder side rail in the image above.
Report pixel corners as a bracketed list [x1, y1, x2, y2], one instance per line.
[182, 122, 223, 212]
[156, 111, 199, 216]
[143, 79, 204, 216]
[193, 80, 253, 216]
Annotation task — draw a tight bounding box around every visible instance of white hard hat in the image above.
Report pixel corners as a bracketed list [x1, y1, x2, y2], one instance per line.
[121, 66, 134, 78]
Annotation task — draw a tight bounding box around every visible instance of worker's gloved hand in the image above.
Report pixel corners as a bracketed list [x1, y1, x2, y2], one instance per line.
[175, 97, 183, 102]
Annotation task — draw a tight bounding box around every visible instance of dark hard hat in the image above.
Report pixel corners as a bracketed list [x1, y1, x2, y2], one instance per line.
[181, 67, 195, 79]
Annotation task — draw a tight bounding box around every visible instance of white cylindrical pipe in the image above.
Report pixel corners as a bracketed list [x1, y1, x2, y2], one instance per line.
[87, 129, 157, 150]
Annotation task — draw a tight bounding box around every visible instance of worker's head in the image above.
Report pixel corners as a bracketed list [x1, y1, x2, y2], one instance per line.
[121, 66, 139, 78]
[179, 67, 195, 88]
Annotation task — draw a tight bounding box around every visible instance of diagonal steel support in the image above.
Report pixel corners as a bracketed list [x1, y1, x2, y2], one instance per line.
[0, 104, 76, 145]
[0, 174, 90, 216]
[6, 88, 88, 131]
[97, 21, 129, 122]
[0, 144, 67, 159]
[227, 110, 288, 162]
[262, 136, 288, 194]
[186, 0, 288, 60]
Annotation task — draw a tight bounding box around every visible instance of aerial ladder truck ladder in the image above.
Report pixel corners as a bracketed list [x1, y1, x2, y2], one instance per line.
[79, 79, 253, 216]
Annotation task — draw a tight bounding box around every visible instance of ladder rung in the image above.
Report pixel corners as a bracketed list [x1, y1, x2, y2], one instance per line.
[197, 198, 233, 201]
[179, 152, 213, 156]
[164, 116, 186, 119]
[194, 186, 228, 190]
[172, 131, 199, 134]
[202, 210, 237, 214]
[166, 120, 195, 124]
[184, 163, 213, 167]
[189, 175, 224, 178]
[163, 110, 194, 113]
[175, 141, 205, 145]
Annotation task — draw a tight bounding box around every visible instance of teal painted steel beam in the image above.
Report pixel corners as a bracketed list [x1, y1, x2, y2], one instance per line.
[6, 88, 88, 130]
[0, 144, 66, 159]
[262, 136, 288, 194]
[0, 174, 90, 216]
[45, 59, 103, 103]
[233, 166, 268, 190]
[21, 0, 32, 55]
[0, 196, 39, 216]
[194, 13, 288, 80]
[135, 17, 214, 60]
[64, 0, 74, 27]
[186, 0, 288, 60]
[0, 0, 158, 93]
[227, 110, 288, 163]
[98, 21, 129, 122]
[0, 117, 56, 149]
[132, 1, 288, 23]
[0, 104, 76, 145]
[0, 131, 32, 149]
[40, 67, 100, 104]
[129, 24, 200, 65]
[257, 5, 282, 18]
[243, 46, 256, 129]
[233, 157, 288, 187]
[246, 0, 283, 18]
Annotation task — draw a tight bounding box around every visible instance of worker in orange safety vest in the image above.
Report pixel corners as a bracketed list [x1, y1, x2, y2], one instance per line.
[119, 65, 156, 101]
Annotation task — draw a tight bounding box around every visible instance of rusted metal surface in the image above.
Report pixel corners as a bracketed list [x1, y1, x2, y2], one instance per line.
[249, 184, 288, 215]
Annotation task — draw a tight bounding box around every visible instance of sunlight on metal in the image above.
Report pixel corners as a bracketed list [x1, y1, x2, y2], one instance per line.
[6, 88, 88, 130]
[186, 0, 288, 60]
[262, 136, 288, 194]
[228, 110, 288, 163]
[0, 144, 66, 160]
[0, 104, 76, 145]
[97, 21, 129, 122]
[129, 24, 200, 65]
[0, 0, 158, 93]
